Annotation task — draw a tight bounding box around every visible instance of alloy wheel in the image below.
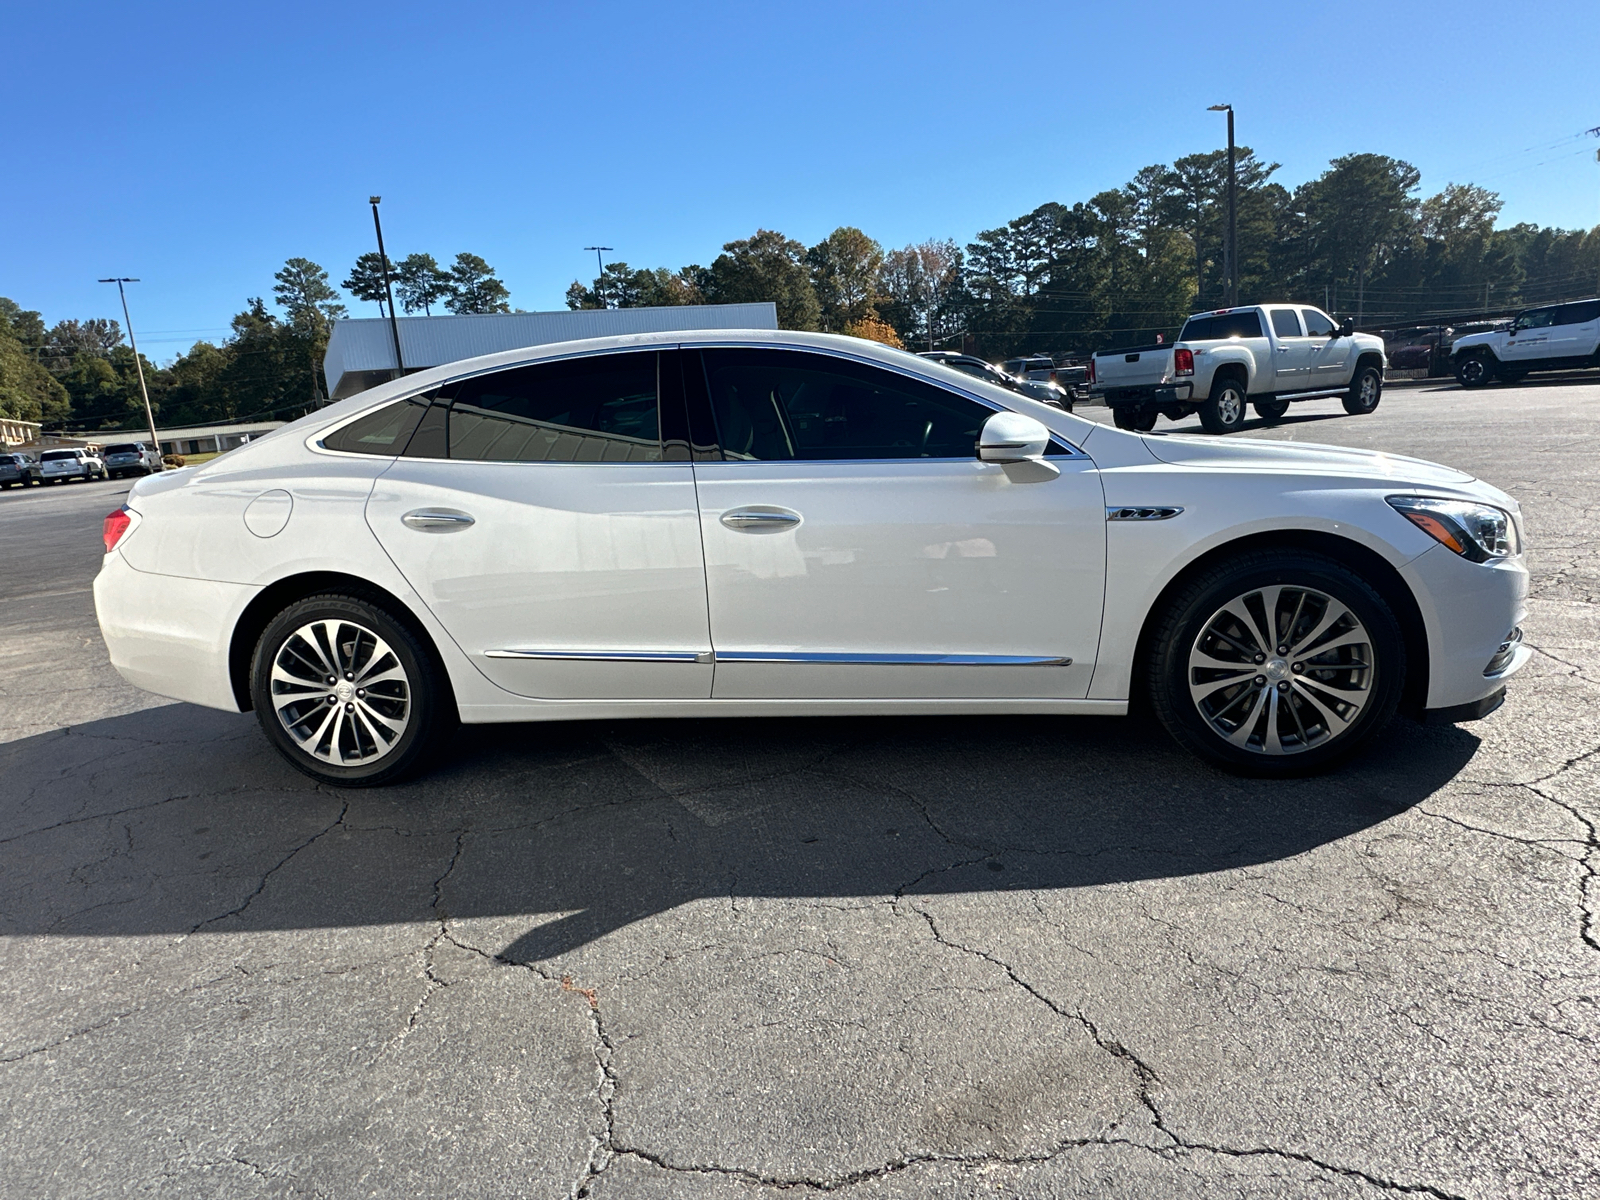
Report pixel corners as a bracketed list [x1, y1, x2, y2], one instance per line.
[1187, 584, 1374, 755]
[1358, 373, 1379, 407]
[1216, 387, 1242, 425]
[270, 619, 411, 765]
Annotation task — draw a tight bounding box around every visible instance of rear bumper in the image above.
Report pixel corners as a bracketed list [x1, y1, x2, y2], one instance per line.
[93, 550, 256, 712]
[1094, 383, 1194, 406]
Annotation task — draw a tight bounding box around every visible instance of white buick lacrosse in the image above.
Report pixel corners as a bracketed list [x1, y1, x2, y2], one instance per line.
[94, 330, 1529, 786]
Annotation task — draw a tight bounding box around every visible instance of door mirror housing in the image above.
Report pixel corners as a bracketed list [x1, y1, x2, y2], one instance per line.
[1337, 318, 1355, 337]
[977, 411, 1050, 463]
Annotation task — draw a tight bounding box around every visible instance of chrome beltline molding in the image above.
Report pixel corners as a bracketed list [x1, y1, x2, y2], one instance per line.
[487, 649, 1071, 667]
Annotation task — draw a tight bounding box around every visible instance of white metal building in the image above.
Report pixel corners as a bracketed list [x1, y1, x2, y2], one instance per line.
[322, 303, 780, 399]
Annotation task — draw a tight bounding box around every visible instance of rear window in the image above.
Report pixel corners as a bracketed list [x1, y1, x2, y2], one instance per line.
[41, 450, 78, 461]
[1180, 311, 1265, 341]
[105, 443, 140, 454]
[1556, 300, 1600, 325]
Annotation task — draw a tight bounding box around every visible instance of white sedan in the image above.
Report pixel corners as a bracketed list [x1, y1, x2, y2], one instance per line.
[94, 330, 1530, 786]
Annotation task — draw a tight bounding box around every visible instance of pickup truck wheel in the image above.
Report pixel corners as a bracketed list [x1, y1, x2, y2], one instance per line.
[1113, 404, 1155, 432]
[1341, 365, 1382, 415]
[1254, 398, 1290, 422]
[1199, 378, 1247, 434]
[1455, 353, 1494, 388]
[1146, 550, 1405, 775]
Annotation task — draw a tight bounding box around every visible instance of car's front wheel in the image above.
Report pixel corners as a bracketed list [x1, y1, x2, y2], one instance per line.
[1199, 376, 1248, 434]
[1455, 353, 1494, 388]
[1342, 365, 1383, 415]
[1146, 551, 1405, 775]
[250, 593, 456, 786]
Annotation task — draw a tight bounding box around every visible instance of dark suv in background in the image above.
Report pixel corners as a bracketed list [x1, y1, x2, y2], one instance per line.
[1, 452, 40, 488]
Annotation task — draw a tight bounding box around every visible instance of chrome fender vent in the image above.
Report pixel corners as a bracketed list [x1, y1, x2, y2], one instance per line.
[1106, 506, 1184, 522]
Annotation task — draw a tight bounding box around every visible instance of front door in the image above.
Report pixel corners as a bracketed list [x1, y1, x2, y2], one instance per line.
[1502, 306, 1559, 362]
[1300, 308, 1352, 384]
[365, 350, 713, 701]
[687, 347, 1106, 700]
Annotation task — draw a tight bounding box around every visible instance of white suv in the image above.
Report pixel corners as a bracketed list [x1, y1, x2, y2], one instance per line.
[1453, 298, 1600, 387]
[101, 441, 163, 478]
[38, 448, 105, 484]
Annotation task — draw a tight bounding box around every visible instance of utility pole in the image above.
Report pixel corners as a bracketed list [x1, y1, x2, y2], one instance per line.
[1208, 104, 1238, 308]
[584, 246, 613, 307]
[97, 278, 162, 469]
[370, 197, 405, 380]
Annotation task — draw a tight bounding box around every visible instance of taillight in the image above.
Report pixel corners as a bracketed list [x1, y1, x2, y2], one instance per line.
[1085, 358, 1096, 384]
[1174, 348, 1195, 376]
[103, 507, 132, 553]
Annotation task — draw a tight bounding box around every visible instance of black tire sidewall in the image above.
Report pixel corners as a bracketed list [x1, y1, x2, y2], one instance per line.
[250, 593, 451, 786]
[1455, 355, 1491, 388]
[1255, 399, 1289, 421]
[1148, 552, 1406, 775]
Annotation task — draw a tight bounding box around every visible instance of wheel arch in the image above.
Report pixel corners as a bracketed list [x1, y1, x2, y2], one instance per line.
[228, 571, 453, 713]
[1355, 351, 1385, 375]
[1130, 529, 1430, 717]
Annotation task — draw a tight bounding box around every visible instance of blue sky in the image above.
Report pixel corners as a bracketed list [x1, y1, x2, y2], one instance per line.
[4, 0, 1598, 361]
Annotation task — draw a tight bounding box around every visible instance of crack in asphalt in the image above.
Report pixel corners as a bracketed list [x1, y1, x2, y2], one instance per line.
[189, 801, 348, 934]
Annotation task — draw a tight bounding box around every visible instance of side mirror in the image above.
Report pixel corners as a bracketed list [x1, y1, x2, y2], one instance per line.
[977, 411, 1050, 463]
[1337, 318, 1355, 337]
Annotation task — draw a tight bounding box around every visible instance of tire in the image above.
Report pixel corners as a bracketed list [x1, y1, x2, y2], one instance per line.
[1254, 398, 1290, 422]
[1146, 550, 1406, 776]
[1199, 375, 1248, 435]
[1342, 364, 1382, 415]
[1112, 404, 1155, 432]
[250, 593, 457, 787]
[1455, 353, 1494, 388]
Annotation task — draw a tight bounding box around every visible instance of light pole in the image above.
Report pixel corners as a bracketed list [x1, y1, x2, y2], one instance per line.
[584, 246, 613, 307]
[97, 278, 162, 467]
[370, 197, 405, 380]
[1208, 104, 1238, 308]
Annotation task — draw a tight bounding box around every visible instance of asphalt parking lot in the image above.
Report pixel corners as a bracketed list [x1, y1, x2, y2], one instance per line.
[2, 378, 1597, 1199]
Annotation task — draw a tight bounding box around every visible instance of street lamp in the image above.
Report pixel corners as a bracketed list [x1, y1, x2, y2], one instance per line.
[1208, 104, 1238, 308]
[369, 197, 405, 380]
[97, 278, 162, 468]
[584, 246, 613, 308]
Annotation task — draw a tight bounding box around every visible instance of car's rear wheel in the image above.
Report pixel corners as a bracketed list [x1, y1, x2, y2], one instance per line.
[1146, 551, 1405, 775]
[1342, 364, 1383, 415]
[1455, 353, 1494, 388]
[1254, 398, 1290, 422]
[1112, 403, 1156, 432]
[1199, 376, 1248, 434]
[250, 593, 456, 787]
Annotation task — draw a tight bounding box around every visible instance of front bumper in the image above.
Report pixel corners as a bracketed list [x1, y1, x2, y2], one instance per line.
[1400, 543, 1531, 712]
[94, 550, 257, 712]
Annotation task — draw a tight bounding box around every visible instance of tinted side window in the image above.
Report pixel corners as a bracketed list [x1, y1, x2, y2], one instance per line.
[1178, 316, 1213, 341]
[448, 352, 661, 463]
[1270, 309, 1303, 338]
[1215, 311, 1264, 339]
[1516, 307, 1558, 330]
[1556, 299, 1600, 325]
[701, 349, 991, 461]
[323, 397, 429, 455]
[1301, 309, 1336, 336]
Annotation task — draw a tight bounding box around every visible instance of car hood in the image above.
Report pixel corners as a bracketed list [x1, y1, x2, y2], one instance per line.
[1142, 433, 1478, 488]
[1451, 330, 1502, 350]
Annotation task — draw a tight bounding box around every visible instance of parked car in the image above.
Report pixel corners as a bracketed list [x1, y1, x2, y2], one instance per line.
[102, 441, 163, 478]
[1452, 299, 1600, 387]
[917, 351, 1074, 410]
[1003, 355, 1088, 401]
[0, 452, 40, 488]
[96, 330, 1527, 787]
[38, 447, 105, 484]
[1091, 305, 1388, 434]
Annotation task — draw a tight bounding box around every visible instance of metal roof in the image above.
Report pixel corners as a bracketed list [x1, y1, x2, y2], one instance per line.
[323, 303, 779, 398]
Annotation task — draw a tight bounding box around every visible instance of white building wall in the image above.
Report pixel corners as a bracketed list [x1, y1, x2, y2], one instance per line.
[324, 303, 779, 398]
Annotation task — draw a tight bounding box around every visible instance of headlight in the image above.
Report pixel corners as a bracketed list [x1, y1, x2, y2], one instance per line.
[1386, 495, 1519, 562]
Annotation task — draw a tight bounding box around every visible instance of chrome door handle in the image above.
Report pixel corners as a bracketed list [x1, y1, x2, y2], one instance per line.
[402, 508, 475, 531]
[720, 506, 801, 532]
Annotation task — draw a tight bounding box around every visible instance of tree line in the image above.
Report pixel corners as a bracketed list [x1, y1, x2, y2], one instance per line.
[3, 144, 1596, 434]
[566, 150, 1600, 358]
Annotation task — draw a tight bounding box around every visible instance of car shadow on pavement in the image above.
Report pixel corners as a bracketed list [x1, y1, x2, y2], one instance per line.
[0, 703, 1480, 961]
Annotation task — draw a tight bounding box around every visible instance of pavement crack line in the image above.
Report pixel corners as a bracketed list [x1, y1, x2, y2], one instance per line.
[378, 829, 469, 1061]
[1486, 778, 1600, 954]
[188, 801, 348, 934]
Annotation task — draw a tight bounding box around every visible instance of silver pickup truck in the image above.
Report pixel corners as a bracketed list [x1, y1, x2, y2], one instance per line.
[1091, 304, 1387, 434]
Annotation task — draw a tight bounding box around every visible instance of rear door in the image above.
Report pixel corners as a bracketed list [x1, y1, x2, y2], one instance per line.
[688, 347, 1105, 701]
[1548, 300, 1600, 360]
[363, 350, 714, 701]
[1266, 307, 1315, 387]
